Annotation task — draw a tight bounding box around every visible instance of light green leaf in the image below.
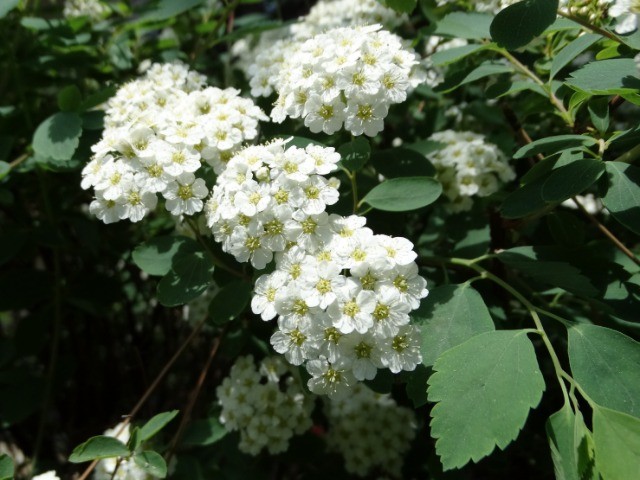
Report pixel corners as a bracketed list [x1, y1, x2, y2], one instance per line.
[601, 162, 640, 236]
[569, 323, 640, 418]
[541, 159, 605, 202]
[0, 162, 9, 181]
[427, 330, 545, 470]
[490, 0, 559, 51]
[412, 283, 495, 366]
[338, 137, 370, 172]
[437, 61, 514, 93]
[546, 403, 586, 480]
[550, 33, 601, 80]
[181, 418, 228, 447]
[566, 58, 640, 95]
[157, 251, 214, 307]
[209, 280, 253, 324]
[513, 135, 597, 159]
[362, 177, 442, 212]
[0, 454, 14, 480]
[592, 405, 640, 480]
[139, 410, 179, 442]
[431, 44, 488, 66]
[32, 112, 83, 161]
[434, 12, 493, 40]
[0, 0, 20, 18]
[69, 435, 130, 463]
[133, 451, 167, 478]
[132, 236, 199, 276]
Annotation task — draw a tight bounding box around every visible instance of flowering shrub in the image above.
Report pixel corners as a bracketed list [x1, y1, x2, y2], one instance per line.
[2, 0, 640, 479]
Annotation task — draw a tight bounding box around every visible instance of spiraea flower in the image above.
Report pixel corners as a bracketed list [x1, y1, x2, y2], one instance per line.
[94, 423, 151, 480]
[426, 130, 515, 212]
[63, 0, 110, 20]
[216, 355, 314, 455]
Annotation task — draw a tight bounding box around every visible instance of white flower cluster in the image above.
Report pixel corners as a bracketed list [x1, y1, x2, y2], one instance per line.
[81, 61, 268, 224]
[94, 423, 150, 480]
[609, 0, 639, 33]
[424, 35, 468, 88]
[271, 25, 425, 137]
[216, 355, 314, 455]
[33, 472, 60, 480]
[325, 384, 417, 477]
[235, 0, 406, 99]
[64, 0, 109, 20]
[426, 130, 515, 212]
[435, 0, 514, 13]
[205, 140, 427, 397]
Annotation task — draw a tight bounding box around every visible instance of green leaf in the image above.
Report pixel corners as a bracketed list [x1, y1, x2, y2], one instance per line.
[550, 33, 601, 80]
[490, 0, 559, 51]
[568, 323, 640, 418]
[405, 364, 431, 408]
[601, 162, 640, 235]
[434, 12, 493, 40]
[547, 211, 585, 247]
[513, 135, 597, 159]
[79, 86, 117, 111]
[566, 58, 640, 95]
[0, 162, 9, 181]
[437, 61, 514, 93]
[57, 85, 83, 112]
[32, 112, 83, 161]
[541, 159, 605, 202]
[157, 251, 214, 307]
[362, 177, 442, 212]
[181, 418, 228, 447]
[132, 236, 199, 276]
[501, 175, 549, 219]
[370, 148, 436, 178]
[588, 97, 610, 134]
[139, 410, 179, 442]
[383, 0, 416, 14]
[208, 280, 253, 324]
[0, 0, 19, 18]
[427, 330, 545, 470]
[431, 44, 488, 66]
[592, 406, 640, 480]
[0, 454, 14, 480]
[138, 0, 203, 22]
[338, 137, 370, 171]
[69, 435, 130, 463]
[546, 403, 593, 480]
[133, 451, 167, 478]
[413, 283, 495, 366]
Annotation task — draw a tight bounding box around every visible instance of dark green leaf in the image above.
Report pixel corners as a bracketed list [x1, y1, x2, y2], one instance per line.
[157, 251, 214, 307]
[32, 112, 83, 161]
[437, 61, 514, 93]
[338, 137, 370, 171]
[138, 0, 203, 22]
[550, 33, 601, 80]
[566, 58, 640, 95]
[0, 162, 9, 181]
[209, 280, 253, 324]
[139, 410, 179, 442]
[384, 0, 416, 14]
[132, 236, 199, 276]
[431, 44, 488, 66]
[57, 85, 83, 112]
[405, 364, 430, 408]
[434, 12, 493, 40]
[69, 436, 130, 463]
[370, 148, 436, 178]
[501, 175, 549, 219]
[569, 324, 640, 418]
[547, 211, 585, 247]
[490, 0, 559, 51]
[413, 283, 495, 366]
[592, 406, 640, 480]
[362, 177, 442, 212]
[428, 330, 545, 470]
[588, 97, 610, 133]
[541, 159, 605, 202]
[181, 418, 228, 447]
[133, 451, 167, 478]
[601, 162, 640, 235]
[0, 454, 14, 480]
[79, 86, 116, 111]
[513, 135, 597, 159]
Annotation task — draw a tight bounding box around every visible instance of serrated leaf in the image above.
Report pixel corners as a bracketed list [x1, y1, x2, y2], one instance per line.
[601, 162, 640, 235]
[209, 280, 253, 324]
[181, 417, 228, 447]
[32, 112, 83, 161]
[546, 403, 586, 480]
[338, 137, 370, 171]
[541, 159, 605, 202]
[132, 236, 200, 276]
[0, 454, 14, 480]
[362, 177, 442, 212]
[513, 135, 597, 159]
[550, 33, 601, 80]
[592, 406, 640, 480]
[566, 58, 640, 95]
[139, 410, 179, 442]
[434, 12, 493, 40]
[69, 435, 130, 463]
[568, 324, 640, 418]
[133, 451, 167, 478]
[157, 251, 214, 307]
[413, 283, 495, 366]
[428, 330, 545, 470]
[490, 0, 559, 51]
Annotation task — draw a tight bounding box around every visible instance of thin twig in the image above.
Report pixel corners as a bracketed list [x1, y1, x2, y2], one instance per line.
[557, 10, 623, 44]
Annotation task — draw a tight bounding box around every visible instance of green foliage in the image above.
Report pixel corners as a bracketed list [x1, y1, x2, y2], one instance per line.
[566, 58, 640, 95]
[69, 436, 131, 463]
[139, 410, 179, 442]
[181, 418, 228, 447]
[513, 135, 597, 159]
[361, 176, 442, 211]
[157, 250, 214, 307]
[132, 236, 200, 276]
[490, 0, 559, 51]
[0, 455, 14, 480]
[550, 33, 601, 80]
[209, 280, 253, 324]
[601, 162, 640, 235]
[434, 12, 492, 40]
[338, 137, 370, 171]
[541, 159, 605, 202]
[32, 112, 83, 161]
[568, 324, 640, 418]
[428, 330, 546, 470]
[383, 0, 417, 15]
[592, 406, 640, 480]
[133, 451, 168, 478]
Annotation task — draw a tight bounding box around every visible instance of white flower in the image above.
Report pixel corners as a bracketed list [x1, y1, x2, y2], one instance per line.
[609, 0, 639, 33]
[307, 356, 356, 398]
[379, 324, 422, 373]
[163, 172, 208, 216]
[328, 278, 376, 334]
[33, 472, 60, 480]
